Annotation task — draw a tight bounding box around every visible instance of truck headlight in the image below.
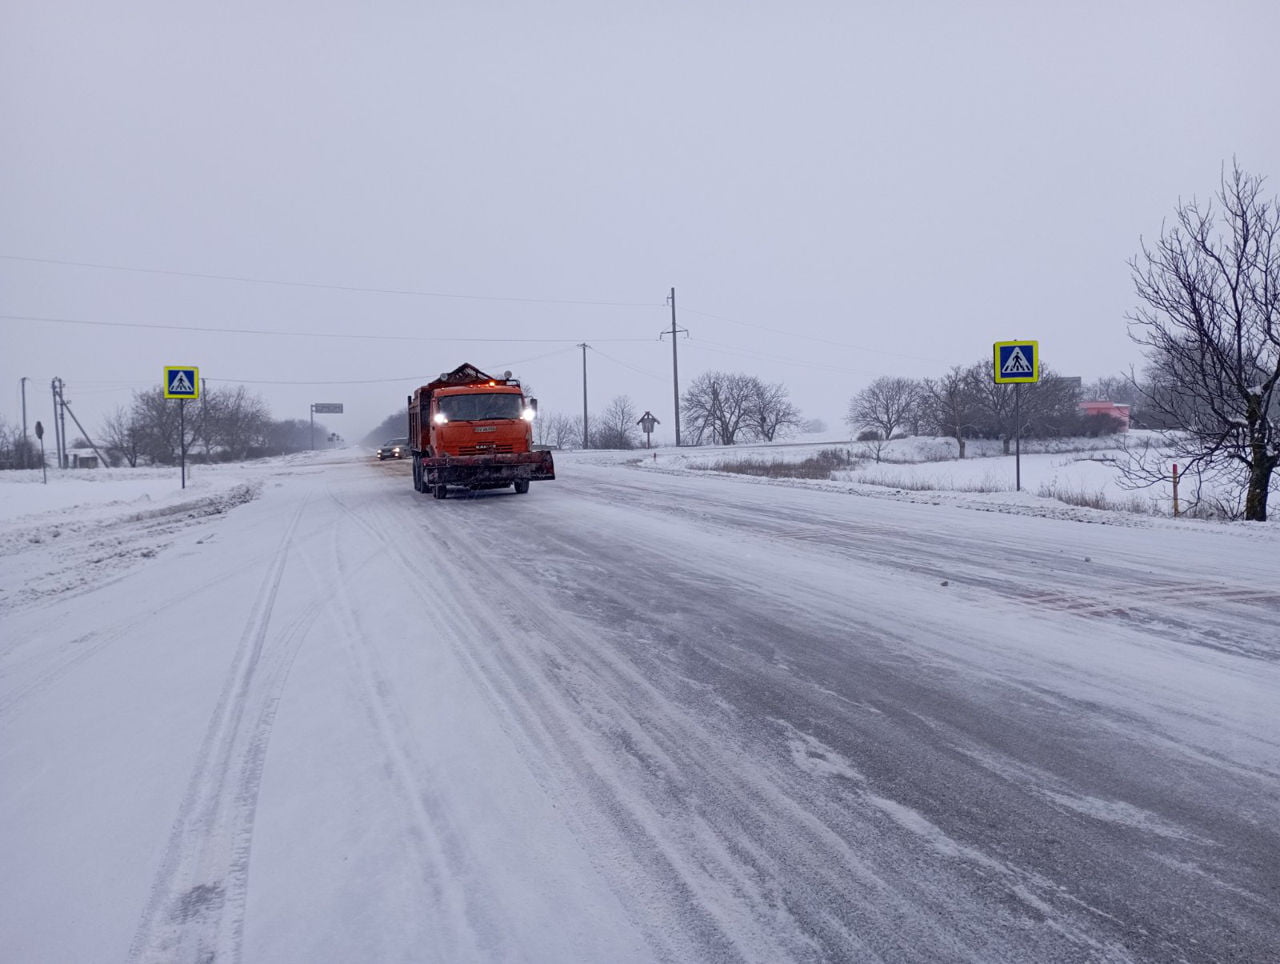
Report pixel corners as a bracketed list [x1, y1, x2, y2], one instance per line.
[521, 408, 536, 422]
[433, 412, 448, 425]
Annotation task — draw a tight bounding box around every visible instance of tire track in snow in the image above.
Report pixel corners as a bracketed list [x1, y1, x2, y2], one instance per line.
[128, 496, 316, 964]
[355, 491, 1013, 963]
[299, 491, 507, 961]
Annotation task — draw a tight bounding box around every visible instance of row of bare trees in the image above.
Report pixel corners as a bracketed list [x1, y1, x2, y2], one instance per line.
[98, 386, 322, 467]
[0, 419, 40, 469]
[534, 376, 802, 450]
[846, 364, 1103, 461]
[679, 371, 803, 445]
[535, 397, 645, 449]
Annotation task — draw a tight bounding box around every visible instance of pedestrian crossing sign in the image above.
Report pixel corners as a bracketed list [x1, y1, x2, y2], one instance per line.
[164, 366, 200, 399]
[993, 342, 1039, 384]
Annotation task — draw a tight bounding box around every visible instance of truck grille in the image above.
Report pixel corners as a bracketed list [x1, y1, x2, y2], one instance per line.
[457, 443, 515, 455]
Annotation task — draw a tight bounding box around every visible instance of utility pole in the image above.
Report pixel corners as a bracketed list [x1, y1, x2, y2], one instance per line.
[51, 378, 66, 469]
[578, 343, 589, 449]
[20, 377, 29, 469]
[660, 287, 688, 446]
[60, 397, 110, 469]
[58, 380, 68, 468]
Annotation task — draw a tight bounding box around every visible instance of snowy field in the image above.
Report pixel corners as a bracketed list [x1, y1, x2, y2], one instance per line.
[627, 431, 1264, 523]
[2, 445, 1278, 962]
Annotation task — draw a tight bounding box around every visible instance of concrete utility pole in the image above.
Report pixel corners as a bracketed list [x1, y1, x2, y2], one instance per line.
[661, 287, 687, 446]
[578, 343, 589, 449]
[20, 377, 29, 469]
[58, 381, 68, 468]
[50, 378, 66, 469]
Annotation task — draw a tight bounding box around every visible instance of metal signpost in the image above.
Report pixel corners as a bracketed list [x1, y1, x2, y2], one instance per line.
[35, 421, 47, 483]
[310, 403, 344, 449]
[164, 366, 200, 488]
[992, 341, 1039, 491]
[637, 411, 660, 449]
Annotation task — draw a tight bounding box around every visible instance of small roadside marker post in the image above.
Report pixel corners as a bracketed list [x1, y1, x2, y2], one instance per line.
[1172, 463, 1180, 517]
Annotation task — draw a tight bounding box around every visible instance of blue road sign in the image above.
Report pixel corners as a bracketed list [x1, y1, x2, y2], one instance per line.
[993, 342, 1039, 384]
[164, 366, 200, 399]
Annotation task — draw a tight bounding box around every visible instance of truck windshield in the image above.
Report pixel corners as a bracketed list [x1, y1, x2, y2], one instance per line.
[438, 393, 523, 422]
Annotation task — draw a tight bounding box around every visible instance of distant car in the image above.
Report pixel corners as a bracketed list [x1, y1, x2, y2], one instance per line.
[378, 437, 410, 460]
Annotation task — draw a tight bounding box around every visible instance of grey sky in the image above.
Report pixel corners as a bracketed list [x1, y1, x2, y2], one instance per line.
[4, 1, 1278, 445]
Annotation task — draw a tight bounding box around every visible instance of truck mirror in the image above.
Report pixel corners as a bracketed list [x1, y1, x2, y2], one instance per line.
[528, 398, 538, 413]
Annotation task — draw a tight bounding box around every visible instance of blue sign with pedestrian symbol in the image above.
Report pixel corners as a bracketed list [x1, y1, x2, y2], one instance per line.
[164, 366, 201, 399]
[992, 342, 1039, 384]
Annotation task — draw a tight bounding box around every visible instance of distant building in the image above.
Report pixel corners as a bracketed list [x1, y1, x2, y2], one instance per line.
[1079, 400, 1130, 431]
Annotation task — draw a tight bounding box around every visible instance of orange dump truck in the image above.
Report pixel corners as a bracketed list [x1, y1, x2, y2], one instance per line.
[408, 363, 555, 499]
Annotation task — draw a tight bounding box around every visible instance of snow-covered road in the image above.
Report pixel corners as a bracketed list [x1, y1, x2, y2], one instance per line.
[2, 452, 1278, 962]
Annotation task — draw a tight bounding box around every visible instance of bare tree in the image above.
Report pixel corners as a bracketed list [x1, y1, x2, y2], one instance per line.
[969, 361, 1082, 453]
[190, 386, 270, 461]
[749, 381, 803, 441]
[920, 366, 982, 458]
[124, 388, 197, 465]
[681, 371, 759, 445]
[532, 411, 579, 449]
[100, 405, 143, 467]
[591, 396, 639, 449]
[1127, 161, 1280, 521]
[846, 377, 921, 445]
[1083, 374, 1141, 405]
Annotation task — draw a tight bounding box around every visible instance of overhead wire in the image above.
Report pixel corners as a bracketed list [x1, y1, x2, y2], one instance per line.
[680, 303, 947, 365]
[0, 254, 664, 309]
[586, 345, 667, 382]
[0, 313, 654, 344]
[685, 336, 888, 378]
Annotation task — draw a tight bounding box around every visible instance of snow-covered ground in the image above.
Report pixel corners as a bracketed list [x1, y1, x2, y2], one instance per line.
[2, 445, 1277, 962]
[627, 431, 1260, 523]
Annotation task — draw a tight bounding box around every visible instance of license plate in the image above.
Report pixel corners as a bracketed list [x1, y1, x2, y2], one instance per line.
[474, 426, 497, 433]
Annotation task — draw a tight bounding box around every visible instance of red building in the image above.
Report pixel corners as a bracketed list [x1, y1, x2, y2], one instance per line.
[1079, 400, 1131, 431]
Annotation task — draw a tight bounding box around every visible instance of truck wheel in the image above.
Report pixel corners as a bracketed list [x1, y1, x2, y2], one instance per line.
[513, 479, 530, 494]
[433, 484, 448, 500]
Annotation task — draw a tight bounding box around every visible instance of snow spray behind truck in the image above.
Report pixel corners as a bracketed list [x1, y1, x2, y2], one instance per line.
[408, 363, 555, 499]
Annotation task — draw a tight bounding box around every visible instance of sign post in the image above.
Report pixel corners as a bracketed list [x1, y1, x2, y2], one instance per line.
[35, 420, 47, 484]
[164, 366, 200, 488]
[637, 411, 660, 449]
[310, 403, 344, 450]
[992, 342, 1039, 491]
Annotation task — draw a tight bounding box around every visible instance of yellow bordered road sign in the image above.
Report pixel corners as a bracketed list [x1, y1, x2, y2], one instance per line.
[993, 342, 1039, 384]
[164, 366, 200, 399]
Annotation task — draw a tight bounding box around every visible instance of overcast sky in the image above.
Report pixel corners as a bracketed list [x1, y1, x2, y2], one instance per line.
[4, 0, 1278, 446]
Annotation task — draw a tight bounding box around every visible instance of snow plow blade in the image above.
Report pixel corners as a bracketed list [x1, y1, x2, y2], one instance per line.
[420, 450, 555, 488]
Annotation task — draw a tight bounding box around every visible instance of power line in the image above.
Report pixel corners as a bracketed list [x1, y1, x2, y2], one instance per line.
[0, 313, 654, 344]
[587, 345, 666, 382]
[212, 375, 435, 386]
[486, 345, 582, 372]
[680, 303, 946, 364]
[686, 336, 889, 378]
[0, 254, 664, 309]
